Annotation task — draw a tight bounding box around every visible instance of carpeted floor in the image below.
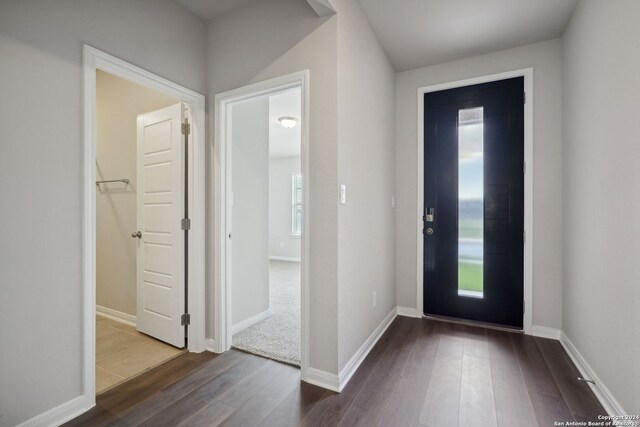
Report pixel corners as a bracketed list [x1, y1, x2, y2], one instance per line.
[232, 260, 301, 366]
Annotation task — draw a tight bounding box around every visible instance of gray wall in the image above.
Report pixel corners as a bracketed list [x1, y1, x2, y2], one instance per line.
[395, 39, 564, 329]
[334, 0, 397, 371]
[231, 97, 271, 326]
[206, 0, 340, 374]
[562, 0, 640, 413]
[269, 157, 302, 260]
[0, 0, 205, 424]
[96, 71, 178, 317]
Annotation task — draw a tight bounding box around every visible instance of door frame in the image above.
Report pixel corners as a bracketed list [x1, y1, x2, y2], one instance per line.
[214, 71, 310, 381]
[416, 68, 533, 334]
[82, 45, 207, 403]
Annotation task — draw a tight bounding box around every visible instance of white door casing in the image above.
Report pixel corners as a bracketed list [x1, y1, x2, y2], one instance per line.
[84, 46, 206, 412]
[214, 71, 310, 385]
[136, 103, 185, 348]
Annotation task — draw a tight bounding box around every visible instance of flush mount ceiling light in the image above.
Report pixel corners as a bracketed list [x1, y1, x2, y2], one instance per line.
[278, 116, 298, 128]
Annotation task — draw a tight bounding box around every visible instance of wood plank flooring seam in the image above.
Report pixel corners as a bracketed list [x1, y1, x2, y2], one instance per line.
[138, 355, 269, 426]
[535, 337, 589, 423]
[534, 337, 605, 422]
[487, 329, 537, 427]
[338, 319, 414, 418]
[487, 354, 501, 427]
[370, 321, 422, 426]
[379, 321, 440, 427]
[508, 332, 549, 427]
[419, 322, 464, 427]
[336, 320, 418, 426]
[509, 333, 576, 425]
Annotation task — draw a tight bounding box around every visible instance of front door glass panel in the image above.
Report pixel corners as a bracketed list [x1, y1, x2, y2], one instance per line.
[457, 107, 484, 298]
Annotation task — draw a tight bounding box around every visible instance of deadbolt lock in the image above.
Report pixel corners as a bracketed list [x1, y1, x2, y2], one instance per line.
[426, 208, 435, 222]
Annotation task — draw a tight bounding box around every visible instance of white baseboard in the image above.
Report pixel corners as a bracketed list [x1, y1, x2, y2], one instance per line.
[96, 305, 136, 326]
[304, 368, 340, 392]
[231, 308, 272, 334]
[205, 338, 220, 353]
[396, 306, 421, 318]
[16, 395, 93, 427]
[530, 325, 561, 340]
[302, 308, 397, 393]
[337, 307, 397, 392]
[268, 256, 301, 262]
[559, 332, 627, 416]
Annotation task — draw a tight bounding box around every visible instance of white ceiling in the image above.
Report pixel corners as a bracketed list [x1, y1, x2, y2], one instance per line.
[357, 0, 579, 71]
[269, 87, 302, 159]
[175, 0, 256, 21]
[175, 0, 578, 72]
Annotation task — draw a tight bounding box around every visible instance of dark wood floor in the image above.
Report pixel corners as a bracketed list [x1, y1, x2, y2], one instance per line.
[66, 316, 605, 427]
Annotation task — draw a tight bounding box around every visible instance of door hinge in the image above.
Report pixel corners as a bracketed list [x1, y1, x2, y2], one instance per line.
[523, 300, 525, 313]
[181, 218, 191, 230]
[181, 122, 191, 136]
[523, 230, 526, 244]
[523, 91, 526, 104]
[523, 161, 526, 174]
[181, 313, 190, 326]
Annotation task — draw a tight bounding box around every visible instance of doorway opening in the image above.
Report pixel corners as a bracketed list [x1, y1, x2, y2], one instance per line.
[215, 71, 310, 379]
[229, 87, 302, 366]
[83, 46, 206, 404]
[94, 70, 187, 393]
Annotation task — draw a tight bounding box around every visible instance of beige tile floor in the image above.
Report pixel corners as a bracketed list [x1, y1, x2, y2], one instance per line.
[96, 316, 184, 394]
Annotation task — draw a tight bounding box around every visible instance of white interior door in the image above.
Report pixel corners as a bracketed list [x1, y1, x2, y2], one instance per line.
[135, 103, 185, 348]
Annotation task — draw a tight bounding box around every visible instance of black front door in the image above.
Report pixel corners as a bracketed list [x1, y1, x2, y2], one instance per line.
[423, 77, 524, 329]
